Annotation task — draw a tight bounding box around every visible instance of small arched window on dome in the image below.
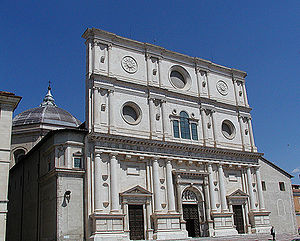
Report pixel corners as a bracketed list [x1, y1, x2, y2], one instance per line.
[14, 149, 25, 164]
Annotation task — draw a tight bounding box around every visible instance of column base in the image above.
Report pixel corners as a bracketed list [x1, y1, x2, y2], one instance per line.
[211, 212, 238, 237]
[90, 212, 127, 240]
[151, 213, 188, 240]
[89, 233, 129, 241]
[248, 210, 271, 234]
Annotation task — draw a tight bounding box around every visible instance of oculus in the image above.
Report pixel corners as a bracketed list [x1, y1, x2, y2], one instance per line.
[169, 65, 191, 90]
[216, 80, 228, 96]
[221, 120, 236, 139]
[121, 102, 142, 125]
[121, 56, 138, 73]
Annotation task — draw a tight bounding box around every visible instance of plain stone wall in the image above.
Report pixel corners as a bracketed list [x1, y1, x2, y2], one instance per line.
[259, 159, 297, 234]
[57, 176, 84, 241]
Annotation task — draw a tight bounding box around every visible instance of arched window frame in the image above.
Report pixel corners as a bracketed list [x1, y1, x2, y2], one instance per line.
[180, 111, 191, 139]
[170, 111, 199, 141]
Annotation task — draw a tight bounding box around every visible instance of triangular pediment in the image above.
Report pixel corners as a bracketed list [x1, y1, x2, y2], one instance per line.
[228, 189, 248, 197]
[120, 185, 152, 196]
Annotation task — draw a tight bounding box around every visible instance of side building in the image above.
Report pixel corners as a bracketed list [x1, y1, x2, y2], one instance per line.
[6, 28, 297, 241]
[292, 184, 300, 231]
[0, 91, 21, 241]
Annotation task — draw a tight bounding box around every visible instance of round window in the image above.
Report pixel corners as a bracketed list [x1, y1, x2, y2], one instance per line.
[169, 65, 191, 90]
[121, 102, 142, 125]
[221, 120, 236, 139]
[170, 70, 186, 88]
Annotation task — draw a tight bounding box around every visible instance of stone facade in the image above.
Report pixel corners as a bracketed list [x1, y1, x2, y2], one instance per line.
[292, 184, 300, 231]
[5, 28, 297, 240]
[81, 28, 275, 240]
[6, 129, 86, 241]
[0, 91, 21, 241]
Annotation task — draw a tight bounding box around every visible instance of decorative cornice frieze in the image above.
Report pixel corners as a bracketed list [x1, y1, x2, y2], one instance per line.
[89, 133, 263, 162]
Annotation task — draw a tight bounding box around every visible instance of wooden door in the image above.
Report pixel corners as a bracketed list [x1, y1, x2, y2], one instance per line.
[128, 205, 144, 240]
[233, 205, 245, 234]
[183, 204, 200, 237]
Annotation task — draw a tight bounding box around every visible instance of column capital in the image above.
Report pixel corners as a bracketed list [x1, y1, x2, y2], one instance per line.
[152, 156, 159, 161]
[107, 43, 113, 50]
[109, 152, 118, 158]
[166, 158, 173, 163]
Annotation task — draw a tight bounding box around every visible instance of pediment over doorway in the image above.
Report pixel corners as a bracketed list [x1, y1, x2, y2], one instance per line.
[120, 185, 152, 197]
[227, 189, 248, 199]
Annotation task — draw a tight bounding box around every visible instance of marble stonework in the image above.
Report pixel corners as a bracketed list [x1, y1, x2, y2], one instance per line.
[0, 91, 20, 241]
[5, 28, 297, 241]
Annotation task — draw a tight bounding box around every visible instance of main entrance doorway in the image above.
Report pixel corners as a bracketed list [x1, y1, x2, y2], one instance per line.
[128, 205, 144, 240]
[183, 204, 200, 237]
[233, 205, 245, 234]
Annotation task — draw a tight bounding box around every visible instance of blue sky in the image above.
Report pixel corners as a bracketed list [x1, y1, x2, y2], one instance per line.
[1, 1, 299, 183]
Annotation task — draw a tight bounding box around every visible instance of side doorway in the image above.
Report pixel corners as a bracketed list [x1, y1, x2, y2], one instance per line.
[128, 205, 145, 240]
[232, 205, 245, 234]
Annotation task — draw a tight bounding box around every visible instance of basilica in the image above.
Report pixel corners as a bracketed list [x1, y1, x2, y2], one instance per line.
[5, 28, 297, 241]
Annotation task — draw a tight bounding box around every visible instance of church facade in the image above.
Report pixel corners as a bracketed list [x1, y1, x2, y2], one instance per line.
[6, 28, 297, 241]
[82, 28, 272, 240]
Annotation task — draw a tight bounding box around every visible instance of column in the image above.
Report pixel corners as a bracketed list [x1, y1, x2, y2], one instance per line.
[161, 100, 169, 140]
[123, 201, 129, 231]
[232, 79, 239, 106]
[255, 167, 265, 210]
[205, 71, 211, 98]
[110, 153, 119, 212]
[108, 90, 115, 133]
[247, 118, 255, 151]
[152, 158, 162, 212]
[218, 165, 228, 211]
[200, 108, 207, 146]
[94, 153, 102, 211]
[107, 44, 112, 76]
[149, 98, 155, 138]
[207, 164, 217, 211]
[94, 88, 100, 126]
[246, 167, 256, 211]
[65, 146, 72, 168]
[146, 54, 151, 84]
[211, 110, 218, 147]
[203, 176, 211, 221]
[146, 200, 152, 233]
[238, 115, 245, 150]
[242, 82, 249, 106]
[166, 159, 176, 212]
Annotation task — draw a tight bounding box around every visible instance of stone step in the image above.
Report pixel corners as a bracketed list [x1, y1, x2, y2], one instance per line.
[155, 233, 300, 241]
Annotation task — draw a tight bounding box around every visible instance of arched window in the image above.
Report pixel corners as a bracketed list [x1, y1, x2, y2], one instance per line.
[14, 149, 25, 164]
[173, 111, 199, 140]
[180, 111, 191, 139]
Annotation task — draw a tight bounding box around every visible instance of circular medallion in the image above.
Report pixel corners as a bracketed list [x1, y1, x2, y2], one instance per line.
[121, 56, 138, 74]
[216, 80, 228, 96]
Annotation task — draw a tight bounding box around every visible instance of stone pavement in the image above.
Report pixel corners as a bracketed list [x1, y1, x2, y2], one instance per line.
[158, 233, 300, 241]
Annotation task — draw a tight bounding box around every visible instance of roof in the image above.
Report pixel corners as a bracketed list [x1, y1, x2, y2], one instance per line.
[260, 157, 293, 178]
[10, 127, 88, 172]
[12, 85, 80, 128]
[13, 105, 81, 127]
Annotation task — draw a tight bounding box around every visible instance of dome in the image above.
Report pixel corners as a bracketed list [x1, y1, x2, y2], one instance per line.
[13, 84, 81, 128]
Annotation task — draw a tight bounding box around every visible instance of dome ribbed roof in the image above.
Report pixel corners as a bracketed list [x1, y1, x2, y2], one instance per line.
[13, 84, 81, 128]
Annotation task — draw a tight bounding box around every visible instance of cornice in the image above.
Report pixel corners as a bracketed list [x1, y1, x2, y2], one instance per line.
[39, 168, 85, 183]
[89, 133, 262, 161]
